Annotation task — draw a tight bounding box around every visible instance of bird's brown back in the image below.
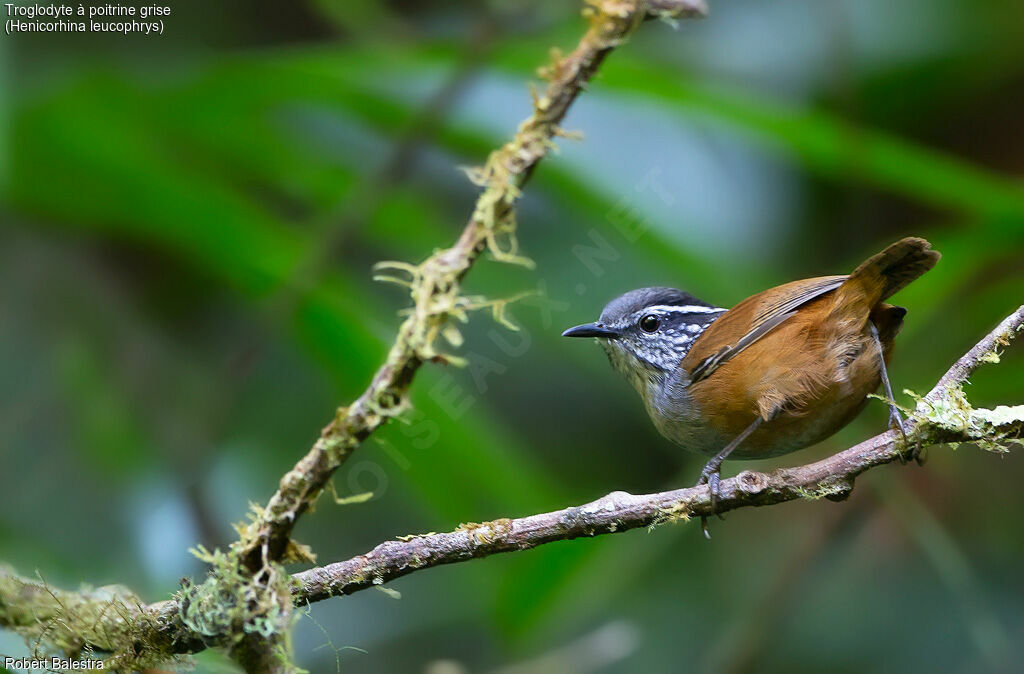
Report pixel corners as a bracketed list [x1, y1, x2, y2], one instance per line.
[679, 238, 939, 458]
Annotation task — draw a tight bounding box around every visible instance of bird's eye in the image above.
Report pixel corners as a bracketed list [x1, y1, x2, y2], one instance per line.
[639, 314, 660, 333]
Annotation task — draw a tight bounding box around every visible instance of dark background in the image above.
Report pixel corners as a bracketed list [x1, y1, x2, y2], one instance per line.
[2, 0, 1023, 671]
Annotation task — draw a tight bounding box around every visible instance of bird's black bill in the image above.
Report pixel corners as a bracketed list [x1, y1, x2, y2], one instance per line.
[562, 323, 619, 339]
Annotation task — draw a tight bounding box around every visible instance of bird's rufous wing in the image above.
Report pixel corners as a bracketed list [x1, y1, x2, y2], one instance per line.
[683, 275, 848, 384]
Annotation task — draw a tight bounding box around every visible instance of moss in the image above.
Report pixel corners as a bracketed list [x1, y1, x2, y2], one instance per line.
[794, 480, 852, 501]
[0, 567, 191, 670]
[651, 503, 692, 528]
[396, 532, 438, 542]
[909, 386, 1024, 454]
[181, 546, 297, 645]
[456, 518, 513, 545]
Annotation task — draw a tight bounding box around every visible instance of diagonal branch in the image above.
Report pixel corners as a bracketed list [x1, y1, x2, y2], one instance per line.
[1, 3, 710, 667]
[923, 305, 1024, 404]
[235, 0, 710, 573]
[291, 306, 1024, 602]
[2, 309, 1020, 662]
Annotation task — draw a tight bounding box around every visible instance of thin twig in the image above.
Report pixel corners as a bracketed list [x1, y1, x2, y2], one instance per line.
[924, 305, 1024, 405]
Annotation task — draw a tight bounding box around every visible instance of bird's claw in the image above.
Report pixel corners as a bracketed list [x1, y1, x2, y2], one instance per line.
[888, 405, 923, 464]
[696, 463, 725, 540]
[889, 407, 908, 439]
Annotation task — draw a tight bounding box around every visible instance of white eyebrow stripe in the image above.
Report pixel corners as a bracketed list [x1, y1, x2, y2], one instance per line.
[643, 305, 727, 315]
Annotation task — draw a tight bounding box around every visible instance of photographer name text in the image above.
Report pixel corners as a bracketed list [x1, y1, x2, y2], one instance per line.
[3, 656, 104, 670]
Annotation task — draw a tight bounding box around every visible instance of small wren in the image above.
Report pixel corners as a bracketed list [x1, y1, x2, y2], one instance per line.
[563, 237, 939, 535]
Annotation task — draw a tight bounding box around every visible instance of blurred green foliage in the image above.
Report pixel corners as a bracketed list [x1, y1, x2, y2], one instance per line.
[1, 1, 1023, 672]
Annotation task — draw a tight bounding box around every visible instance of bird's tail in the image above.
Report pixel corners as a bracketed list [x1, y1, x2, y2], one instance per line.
[833, 237, 940, 315]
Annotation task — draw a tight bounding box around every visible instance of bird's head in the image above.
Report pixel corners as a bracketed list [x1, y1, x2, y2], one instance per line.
[563, 287, 725, 390]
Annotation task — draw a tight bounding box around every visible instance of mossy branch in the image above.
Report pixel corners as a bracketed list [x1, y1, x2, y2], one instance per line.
[289, 306, 1023, 601]
[0, 1, 708, 670]
[0, 568, 201, 670]
[234, 0, 709, 574]
[2, 307, 1021, 666]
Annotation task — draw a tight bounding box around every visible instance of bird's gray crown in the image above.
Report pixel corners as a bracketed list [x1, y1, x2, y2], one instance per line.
[599, 287, 718, 327]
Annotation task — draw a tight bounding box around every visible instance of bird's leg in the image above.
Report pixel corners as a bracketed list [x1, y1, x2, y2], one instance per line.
[869, 321, 920, 464]
[695, 417, 762, 539]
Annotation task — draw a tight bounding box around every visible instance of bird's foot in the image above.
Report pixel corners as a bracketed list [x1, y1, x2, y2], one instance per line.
[888, 406, 908, 465]
[695, 459, 725, 540]
[888, 405, 923, 465]
[692, 418, 762, 539]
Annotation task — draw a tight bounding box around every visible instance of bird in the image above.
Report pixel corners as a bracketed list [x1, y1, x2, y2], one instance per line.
[562, 237, 939, 536]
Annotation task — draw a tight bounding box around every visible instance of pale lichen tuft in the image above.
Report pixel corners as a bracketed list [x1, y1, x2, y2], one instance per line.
[910, 386, 1024, 454]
